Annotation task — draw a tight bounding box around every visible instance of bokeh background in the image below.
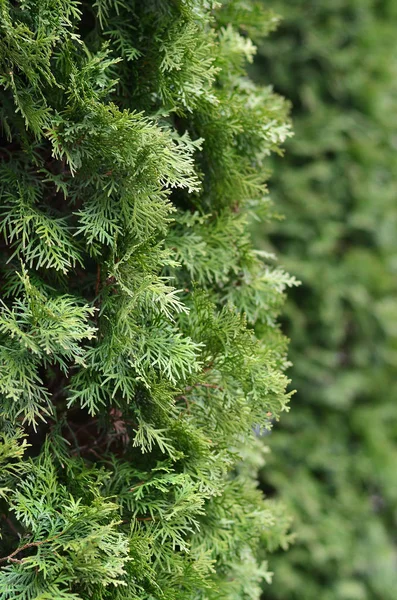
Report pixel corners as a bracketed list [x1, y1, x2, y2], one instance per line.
[251, 1, 397, 598]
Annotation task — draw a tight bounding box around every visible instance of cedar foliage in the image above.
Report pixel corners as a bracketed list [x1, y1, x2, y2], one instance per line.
[0, 1, 295, 598]
[253, 1, 397, 598]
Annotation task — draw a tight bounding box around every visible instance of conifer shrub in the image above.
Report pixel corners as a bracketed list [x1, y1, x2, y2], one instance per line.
[0, 1, 295, 598]
[253, 1, 397, 598]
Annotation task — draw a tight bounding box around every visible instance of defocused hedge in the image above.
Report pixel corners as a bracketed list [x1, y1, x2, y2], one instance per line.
[253, 2, 397, 598]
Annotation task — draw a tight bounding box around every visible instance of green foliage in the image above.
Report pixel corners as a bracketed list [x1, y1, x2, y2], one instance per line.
[253, 1, 397, 598]
[0, 1, 294, 598]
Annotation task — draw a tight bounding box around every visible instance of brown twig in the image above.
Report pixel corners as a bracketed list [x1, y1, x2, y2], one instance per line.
[177, 395, 191, 414]
[95, 264, 101, 297]
[0, 532, 64, 565]
[129, 481, 146, 492]
[88, 448, 102, 460]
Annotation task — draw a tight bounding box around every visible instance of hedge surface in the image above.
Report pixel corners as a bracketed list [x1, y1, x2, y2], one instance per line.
[254, 2, 397, 599]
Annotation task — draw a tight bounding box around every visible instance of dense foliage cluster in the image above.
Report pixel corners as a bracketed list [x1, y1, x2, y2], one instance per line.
[254, 1, 397, 598]
[0, 1, 296, 598]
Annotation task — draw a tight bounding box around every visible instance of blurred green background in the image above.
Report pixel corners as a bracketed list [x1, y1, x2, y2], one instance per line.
[251, 1, 397, 598]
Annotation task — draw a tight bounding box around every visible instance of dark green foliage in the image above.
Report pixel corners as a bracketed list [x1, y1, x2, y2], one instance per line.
[0, 1, 295, 598]
[253, 2, 397, 598]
